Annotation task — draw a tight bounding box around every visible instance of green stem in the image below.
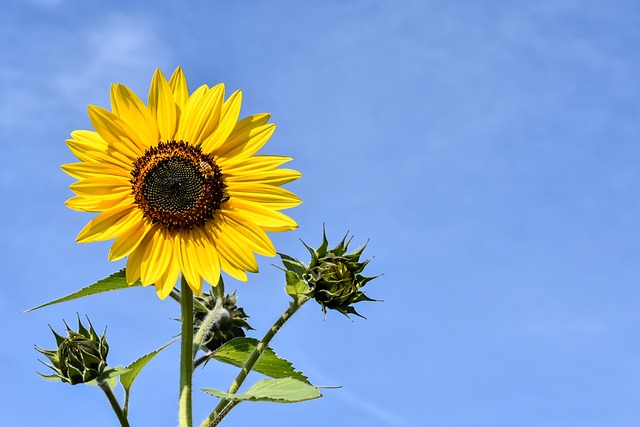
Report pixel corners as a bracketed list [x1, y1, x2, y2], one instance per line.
[179, 276, 194, 427]
[99, 381, 130, 427]
[199, 295, 309, 427]
[193, 294, 224, 353]
[211, 401, 238, 427]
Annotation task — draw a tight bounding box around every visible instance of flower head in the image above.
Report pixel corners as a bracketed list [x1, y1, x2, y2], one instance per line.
[281, 229, 379, 318]
[36, 317, 109, 385]
[63, 68, 301, 298]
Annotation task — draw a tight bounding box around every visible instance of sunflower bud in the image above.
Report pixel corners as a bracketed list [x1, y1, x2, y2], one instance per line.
[281, 229, 379, 318]
[194, 288, 253, 353]
[36, 317, 109, 385]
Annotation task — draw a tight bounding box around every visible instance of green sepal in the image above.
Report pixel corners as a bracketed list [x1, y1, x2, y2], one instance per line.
[49, 325, 66, 347]
[25, 269, 141, 312]
[278, 253, 308, 278]
[210, 338, 310, 384]
[211, 275, 225, 302]
[37, 372, 63, 382]
[120, 339, 177, 393]
[202, 378, 322, 403]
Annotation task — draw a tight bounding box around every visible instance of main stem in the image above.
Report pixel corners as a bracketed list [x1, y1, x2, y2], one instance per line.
[179, 276, 194, 427]
[199, 295, 309, 427]
[99, 381, 130, 427]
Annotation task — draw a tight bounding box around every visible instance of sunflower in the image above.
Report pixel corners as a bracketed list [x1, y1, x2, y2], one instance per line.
[62, 68, 301, 299]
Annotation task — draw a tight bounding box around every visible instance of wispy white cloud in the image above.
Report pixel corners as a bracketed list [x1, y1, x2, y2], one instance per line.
[332, 388, 420, 427]
[54, 14, 171, 105]
[25, 0, 67, 8]
[287, 352, 418, 427]
[0, 13, 170, 132]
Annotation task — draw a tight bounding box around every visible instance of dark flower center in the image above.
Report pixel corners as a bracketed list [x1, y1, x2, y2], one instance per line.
[131, 140, 228, 230]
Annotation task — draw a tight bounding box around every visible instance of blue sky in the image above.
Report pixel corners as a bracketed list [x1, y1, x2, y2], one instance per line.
[2, 0, 640, 426]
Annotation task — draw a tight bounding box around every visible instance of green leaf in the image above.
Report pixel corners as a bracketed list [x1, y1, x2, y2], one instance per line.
[211, 338, 310, 384]
[24, 269, 141, 312]
[120, 340, 176, 393]
[202, 378, 321, 403]
[285, 270, 310, 299]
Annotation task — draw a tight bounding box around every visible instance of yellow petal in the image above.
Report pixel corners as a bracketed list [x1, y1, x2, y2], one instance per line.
[218, 155, 292, 175]
[226, 168, 301, 186]
[126, 232, 154, 285]
[140, 227, 172, 285]
[66, 193, 132, 213]
[207, 219, 258, 273]
[191, 226, 221, 287]
[188, 274, 203, 295]
[228, 184, 302, 210]
[215, 124, 275, 165]
[217, 252, 248, 282]
[88, 105, 145, 158]
[148, 69, 178, 141]
[155, 256, 181, 299]
[200, 90, 242, 153]
[221, 208, 276, 256]
[112, 83, 160, 148]
[108, 218, 152, 261]
[177, 231, 203, 292]
[66, 138, 133, 170]
[176, 84, 224, 146]
[61, 162, 130, 180]
[226, 198, 298, 232]
[69, 130, 108, 150]
[169, 67, 189, 109]
[69, 177, 131, 196]
[77, 204, 140, 243]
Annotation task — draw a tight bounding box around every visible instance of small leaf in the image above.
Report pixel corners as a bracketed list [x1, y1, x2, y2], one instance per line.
[285, 271, 310, 299]
[211, 338, 310, 384]
[25, 269, 141, 312]
[120, 340, 176, 392]
[202, 378, 321, 403]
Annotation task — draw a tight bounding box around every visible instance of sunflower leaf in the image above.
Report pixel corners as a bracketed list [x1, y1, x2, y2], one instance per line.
[24, 269, 141, 312]
[210, 338, 310, 384]
[120, 339, 177, 393]
[284, 270, 311, 299]
[202, 378, 322, 403]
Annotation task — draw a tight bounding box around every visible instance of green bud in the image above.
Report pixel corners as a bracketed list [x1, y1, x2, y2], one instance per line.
[36, 316, 109, 385]
[194, 286, 253, 353]
[281, 228, 379, 318]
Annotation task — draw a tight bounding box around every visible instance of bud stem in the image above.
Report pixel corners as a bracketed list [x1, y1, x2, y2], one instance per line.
[179, 276, 194, 427]
[99, 381, 130, 427]
[199, 295, 310, 427]
[193, 294, 225, 354]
